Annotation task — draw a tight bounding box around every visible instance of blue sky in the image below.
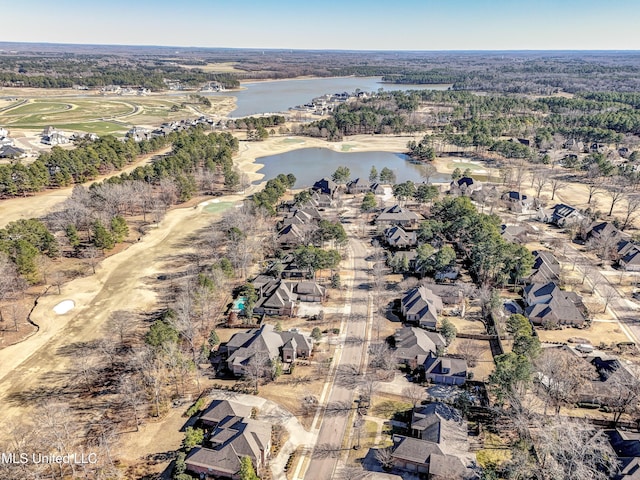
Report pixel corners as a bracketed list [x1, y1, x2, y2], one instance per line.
[3, 0, 640, 50]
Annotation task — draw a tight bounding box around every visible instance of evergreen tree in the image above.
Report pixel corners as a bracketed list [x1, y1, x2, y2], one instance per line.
[239, 456, 259, 480]
[110, 215, 129, 243]
[92, 220, 115, 250]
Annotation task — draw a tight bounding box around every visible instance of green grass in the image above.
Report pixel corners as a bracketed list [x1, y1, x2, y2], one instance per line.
[447, 161, 485, 171]
[476, 433, 512, 468]
[341, 144, 356, 151]
[203, 201, 235, 214]
[371, 399, 412, 419]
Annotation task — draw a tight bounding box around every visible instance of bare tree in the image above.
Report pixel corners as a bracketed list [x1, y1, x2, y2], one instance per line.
[549, 176, 565, 201]
[534, 348, 594, 414]
[621, 194, 640, 231]
[375, 447, 394, 470]
[245, 352, 271, 393]
[119, 374, 146, 431]
[533, 169, 549, 199]
[83, 246, 101, 274]
[106, 310, 137, 346]
[456, 339, 484, 368]
[535, 416, 618, 480]
[606, 365, 640, 426]
[601, 285, 617, 313]
[607, 184, 625, 217]
[402, 383, 425, 409]
[586, 184, 602, 204]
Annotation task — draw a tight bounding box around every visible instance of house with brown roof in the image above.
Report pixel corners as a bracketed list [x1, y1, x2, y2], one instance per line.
[199, 399, 253, 429]
[401, 285, 444, 330]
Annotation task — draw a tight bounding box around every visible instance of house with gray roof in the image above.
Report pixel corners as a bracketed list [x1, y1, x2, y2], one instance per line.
[583, 221, 620, 243]
[401, 285, 443, 330]
[391, 402, 473, 478]
[220, 324, 313, 376]
[312, 177, 339, 197]
[394, 326, 446, 369]
[384, 225, 418, 249]
[527, 250, 560, 284]
[0, 145, 26, 159]
[502, 191, 533, 213]
[523, 281, 585, 327]
[618, 240, 640, 271]
[375, 205, 422, 228]
[421, 353, 468, 385]
[550, 203, 583, 227]
[187, 405, 272, 479]
[449, 177, 481, 196]
[346, 177, 369, 194]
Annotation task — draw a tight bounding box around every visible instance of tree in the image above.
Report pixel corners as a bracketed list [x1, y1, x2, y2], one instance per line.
[586, 184, 602, 204]
[311, 327, 322, 341]
[535, 348, 594, 414]
[92, 219, 115, 250]
[439, 318, 457, 346]
[451, 167, 462, 180]
[110, 215, 129, 242]
[379, 167, 396, 184]
[182, 427, 204, 451]
[621, 194, 640, 230]
[402, 383, 424, 409]
[489, 352, 533, 402]
[418, 163, 437, 184]
[369, 165, 379, 182]
[392, 181, 416, 203]
[239, 456, 259, 480]
[361, 192, 377, 213]
[607, 365, 640, 425]
[376, 447, 394, 470]
[607, 184, 625, 216]
[549, 176, 565, 201]
[535, 417, 618, 480]
[331, 166, 350, 184]
[414, 184, 439, 205]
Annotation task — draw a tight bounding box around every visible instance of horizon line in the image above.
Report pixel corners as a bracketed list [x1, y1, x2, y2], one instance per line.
[1, 41, 640, 54]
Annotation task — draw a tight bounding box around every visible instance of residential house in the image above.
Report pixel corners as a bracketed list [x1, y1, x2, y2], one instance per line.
[526, 250, 560, 284]
[0, 127, 8, 137]
[370, 182, 385, 195]
[125, 127, 151, 142]
[583, 221, 620, 244]
[500, 224, 529, 244]
[41, 127, 69, 146]
[606, 429, 640, 480]
[617, 241, 640, 271]
[199, 399, 252, 429]
[401, 285, 443, 330]
[410, 403, 469, 453]
[550, 203, 584, 227]
[220, 324, 312, 376]
[523, 282, 585, 327]
[502, 191, 533, 213]
[310, 190, 334, 208]
[186, 415, 271, 479]
[312, 177, 339, 197]
[253, 279, 297, 316]
[277, 223, 307, 248]
[394, 326, 446, 369]
[449, 177, 481, 196]
[291, 281, 326, 302]
[384, 226, 418, 249]
[435, 267, 460, 283]
[422, 353, 468, 385]
[0, 145, 26, 159]
[346, 177, 369, 194]
[375, 205, 422, 228]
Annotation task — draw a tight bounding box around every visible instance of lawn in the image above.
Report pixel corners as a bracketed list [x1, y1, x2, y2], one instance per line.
[476, 432, 512, 468]
[203, 201, 235, 214]
[537, 319, 631, 346]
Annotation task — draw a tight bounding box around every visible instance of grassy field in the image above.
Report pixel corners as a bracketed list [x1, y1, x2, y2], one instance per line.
[0, 94, 235, 137]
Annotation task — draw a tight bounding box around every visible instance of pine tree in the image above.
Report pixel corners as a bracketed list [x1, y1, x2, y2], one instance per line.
[92, 220, 115, 250]
[110, 215, 129, 243]
[239, 456, 259, 480]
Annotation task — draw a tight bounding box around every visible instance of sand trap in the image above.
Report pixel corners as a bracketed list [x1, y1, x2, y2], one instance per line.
[53, 300, 75, 315]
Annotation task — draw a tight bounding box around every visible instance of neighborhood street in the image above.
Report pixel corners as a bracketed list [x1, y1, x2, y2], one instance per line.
[303, 203, 373, 480]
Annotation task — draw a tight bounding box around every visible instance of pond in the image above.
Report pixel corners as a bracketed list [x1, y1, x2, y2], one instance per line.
[209, 76, 450, 117]
[254, 148, 450, 187]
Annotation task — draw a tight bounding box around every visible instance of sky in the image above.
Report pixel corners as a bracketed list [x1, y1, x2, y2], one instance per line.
[3, 0, 640, 51]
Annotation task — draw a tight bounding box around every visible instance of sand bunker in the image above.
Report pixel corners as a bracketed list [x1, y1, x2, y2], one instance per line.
[53, 300, 75, 315]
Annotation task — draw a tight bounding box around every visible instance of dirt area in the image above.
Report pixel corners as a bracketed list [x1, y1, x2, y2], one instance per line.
[445, 315, 487, 335]
[448, 338, 495, 383]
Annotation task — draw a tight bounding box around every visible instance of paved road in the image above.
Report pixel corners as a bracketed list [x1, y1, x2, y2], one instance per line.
[304, 209, 372, 480]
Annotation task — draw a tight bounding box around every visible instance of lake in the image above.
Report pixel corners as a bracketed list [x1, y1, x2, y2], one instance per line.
[254, 148, 450, 187]
[209, 77, 450, 117]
